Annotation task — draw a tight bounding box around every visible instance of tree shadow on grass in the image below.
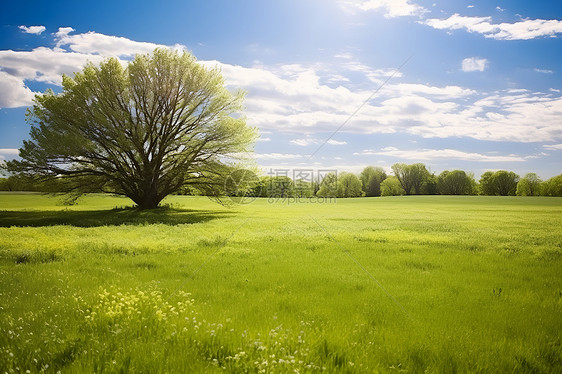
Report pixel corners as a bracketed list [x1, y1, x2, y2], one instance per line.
[0, 207, 235, 227]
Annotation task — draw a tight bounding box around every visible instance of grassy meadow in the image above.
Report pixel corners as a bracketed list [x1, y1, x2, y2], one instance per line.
[0, 193, 561, 373]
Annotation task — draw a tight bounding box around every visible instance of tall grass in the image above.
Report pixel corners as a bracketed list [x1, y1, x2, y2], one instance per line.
[0, 194, 561, 372]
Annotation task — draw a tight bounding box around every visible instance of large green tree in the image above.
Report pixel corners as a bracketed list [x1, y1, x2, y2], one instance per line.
[516, 173, 542, 196]
[4, 49, 256, 209]
[438, 170, 474, 195]
[391, 163, 430, 195]
[479, 170, 519, 196]
[316, 173, 338, 197]
[336, 172, 363, 198]
[380, 176, 405, 196]
[359, 166, 387, 197]
[541, 174, 562, 197]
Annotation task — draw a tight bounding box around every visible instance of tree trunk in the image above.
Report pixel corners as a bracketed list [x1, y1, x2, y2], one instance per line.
[131, 190, 163, 209]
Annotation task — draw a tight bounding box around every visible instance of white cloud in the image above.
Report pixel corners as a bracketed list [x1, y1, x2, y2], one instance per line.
[257, 137, 271, 142]
[534, 68, 553, 74]
[423, 14, 562, 40]
[0, 47, 106, 86]
[18, 25, 46, 35]
[0, 148, 20, 161]
[1, 28, 560, 146]
[291, 139, 315, 146]
[543, 144, 562, 150]
[462, 57, 488, 72]
[0, 148, 20, 155]
[496, 6, 505, 12]
[550, 88, 561, 93]
[0, 71, 36, 108]
[327, 139, 347, 145]
[338, 0, 427, 18]
[254, 153, 306, 160]
[467, 5, 474, 9]
[290, 138, 347, 146]
[210, 58, 562, 143]
[0, 28, 186, 108]
[334, 52, 353, 60]
[356, 148, 526, 162]
[54, 28, 186, 57]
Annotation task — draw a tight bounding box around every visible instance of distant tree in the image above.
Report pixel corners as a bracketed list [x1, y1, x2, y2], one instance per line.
[467, 172, 479, 195]
[0, 175, 37, 191]
[316, 173, 338, 197]
[438, 170, 473, 195]
[2, 48, 256, 209]
[479, 170, 519, 196]
[262, 176, 294, 198]
[336, 173, 363, 198]
[359, 166, 387, 197]
[493, 171, 519, 196]
[380, 176, 406, 196]
[421, 172, 439, 195]
[294, 180, 314, 197]
[392, 163, 430, 195]
[516, 173, 542, 196]
[541, 174, 562, 197]
[478, 171, 495, 195]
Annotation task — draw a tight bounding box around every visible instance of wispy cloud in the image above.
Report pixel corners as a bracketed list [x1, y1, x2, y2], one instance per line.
[290, 138, 347, 146]
[423, 14, 562, 40]
[54, 27, 186, 57]
[2, 28, 561, 147]
[338, 0, 427, 18]
[0, 148, 20, 161]
[355, 148, 527, 162]
[18, 25, 46, 35]
[462, 57, 488, 72]
[254, 153, 306, 160]
[543, 144, 562, 151]
[534, 68, 553, 74]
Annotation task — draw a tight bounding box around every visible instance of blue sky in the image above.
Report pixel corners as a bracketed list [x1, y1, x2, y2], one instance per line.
[1, 0, 561, 179]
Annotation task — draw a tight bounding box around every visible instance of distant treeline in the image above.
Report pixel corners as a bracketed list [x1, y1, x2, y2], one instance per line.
[1, 163, 561, 197]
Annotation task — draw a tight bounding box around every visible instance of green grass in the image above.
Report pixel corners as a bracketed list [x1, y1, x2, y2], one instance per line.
[1, 193, 561, 373]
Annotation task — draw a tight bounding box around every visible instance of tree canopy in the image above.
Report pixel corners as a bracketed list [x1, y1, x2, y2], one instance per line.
[438, 170, 475, 195]
[4, 49, 256, 209]
[336, 172, 363, 198]
[360, 166, 386, 197]
[479, 170, 519, 196]
[516, 173, 542, 196]
[380, 176, 405, 196]
[392, 163, 430, 195]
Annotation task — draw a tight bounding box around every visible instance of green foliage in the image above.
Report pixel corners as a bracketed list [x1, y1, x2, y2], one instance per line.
[0, 194, 561, 372]
[359, 166, 387, 197]
[516, 173, 542, 196]
[421, 172, 439, 195]
[392, 163, 430, 195]
[4, 48, 256, 209]
[380, 176, 406, 196]
[541, 174, 562, 197]
[0, 174, 41, 191]
[479, 170, 520, 196]
[293, 180, 315, 197]
[316, 172, 338, 197]
[438, 170, 475, 195]
[336, 172, 363, 198]
[259, 176, 295, 198]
